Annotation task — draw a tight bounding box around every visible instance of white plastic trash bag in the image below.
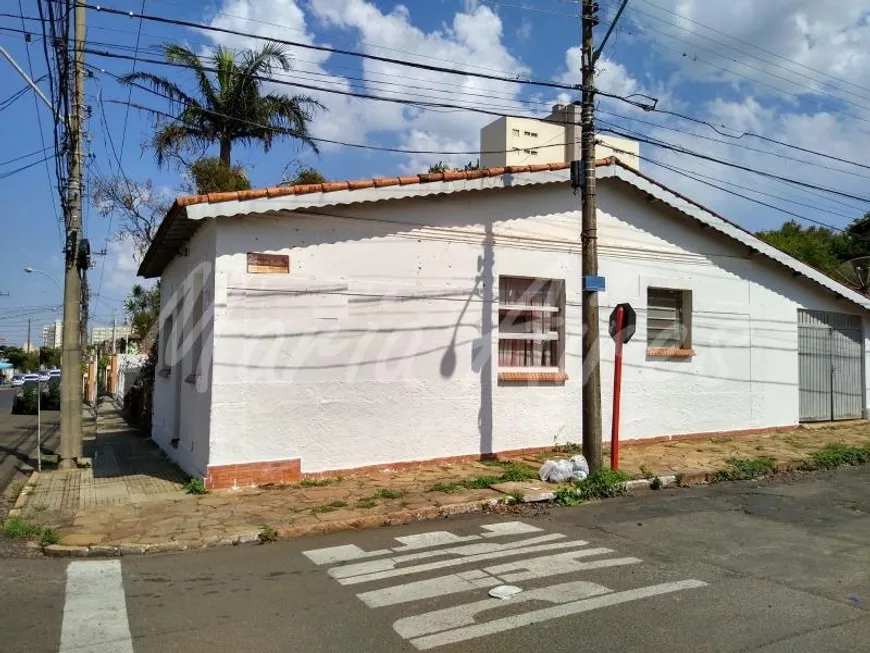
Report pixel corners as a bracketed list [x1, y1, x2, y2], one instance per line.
[569, 454, 589, 481]
[539, 454, 589, 483]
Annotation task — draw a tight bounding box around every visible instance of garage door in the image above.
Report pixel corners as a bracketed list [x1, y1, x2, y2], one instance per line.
[798, 310, 864, 422]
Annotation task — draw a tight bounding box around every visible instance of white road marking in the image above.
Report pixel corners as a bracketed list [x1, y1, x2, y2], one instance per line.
[392, 532, 481, 551]
[358, 571, 502, 607]
[486, 550, 641, 583]
[395, 579, 612, 639]
[302, 544, 391, 565]
[330, 534, 566, 581]
[303, 522, 543, 565]
[405, 579, 709, 650]
[480, 522, 543, 537]
[336, 539, 591, 586]
[357, 548, 628, 607]
[60, 560, 134, 653]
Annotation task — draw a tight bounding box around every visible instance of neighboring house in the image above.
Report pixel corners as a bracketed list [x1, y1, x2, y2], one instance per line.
[138, 159, 870, 489]
[480, 104, 640, 169]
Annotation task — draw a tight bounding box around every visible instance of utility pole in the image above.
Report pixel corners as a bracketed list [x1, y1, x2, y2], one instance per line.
[111, 313, 116, 354]
[59, 0, 86, 469]
[27, 318, 32, 354]
[580, 0, 602, 472]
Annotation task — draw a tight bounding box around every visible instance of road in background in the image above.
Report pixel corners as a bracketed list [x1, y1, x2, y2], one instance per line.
[1, 466, 869, 652]
[0, 387, 60, 495]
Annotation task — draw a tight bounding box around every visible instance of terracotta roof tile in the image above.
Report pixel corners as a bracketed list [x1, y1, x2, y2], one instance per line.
[164, 158, 617, 213]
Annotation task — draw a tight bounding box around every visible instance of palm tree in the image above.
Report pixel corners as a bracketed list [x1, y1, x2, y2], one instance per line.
[122, 42, 324, 166]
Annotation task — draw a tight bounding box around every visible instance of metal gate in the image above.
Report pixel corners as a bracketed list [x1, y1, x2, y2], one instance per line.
[798, 310, 864, 422]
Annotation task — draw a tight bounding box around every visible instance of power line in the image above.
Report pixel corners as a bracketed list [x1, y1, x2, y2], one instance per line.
[0, 145, 57, 168]
[632, 0, 870, 99]
[85, 2, 579, 93]
[88, 55, 870, 211]
[0, 155, 56, 181]
[117, 0, 145, 157]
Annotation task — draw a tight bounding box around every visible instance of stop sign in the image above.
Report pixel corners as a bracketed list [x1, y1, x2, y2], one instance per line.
[609, 303, 637, 344]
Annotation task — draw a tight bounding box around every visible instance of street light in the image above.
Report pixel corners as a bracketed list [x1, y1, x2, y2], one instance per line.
[24, 267, 63, 293]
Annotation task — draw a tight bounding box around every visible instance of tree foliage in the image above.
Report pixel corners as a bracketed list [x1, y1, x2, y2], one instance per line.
[125, 284, 161, 342]
[284, 166, 326, 185]
[39, 347, 61, 369]
[92, 176, 169, 257]
[756, 213, 870, 291]
[6, 348, 38, 373]
[188, 157, 251, 194]
[428, 160, 481, 173]
[122, 42, 325, 167]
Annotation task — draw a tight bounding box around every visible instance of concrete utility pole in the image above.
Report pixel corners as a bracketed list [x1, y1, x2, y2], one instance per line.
[578, 0, 629, 473]
[59, 0, 86, 469]
[27, 318, 32, 354]
[580, 0, 602, 472]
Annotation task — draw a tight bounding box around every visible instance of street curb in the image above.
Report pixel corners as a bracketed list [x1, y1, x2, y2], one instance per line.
[7, 471, 40, 519]
[44, 499, 500, 558]
[39, 460, 817, 558]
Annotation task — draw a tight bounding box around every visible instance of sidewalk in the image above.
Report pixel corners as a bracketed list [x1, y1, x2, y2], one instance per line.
[15, 408, 870, 555]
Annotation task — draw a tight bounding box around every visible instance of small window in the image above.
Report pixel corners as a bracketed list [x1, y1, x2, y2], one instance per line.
[530, 150, 538, 155]
[498, 276, 566, 380]
[512, 128, 520, 137]
[189, 270, 205, 380]
[159, 312, 174, 375]
[647, 287, 693, 356]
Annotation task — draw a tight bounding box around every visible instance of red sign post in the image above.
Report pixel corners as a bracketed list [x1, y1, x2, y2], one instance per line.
[608, 303, 636, 470]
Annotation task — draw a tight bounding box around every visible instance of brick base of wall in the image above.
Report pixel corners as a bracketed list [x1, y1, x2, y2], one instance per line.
[206, 459, 301, 490]
[204, 424, 800, 488]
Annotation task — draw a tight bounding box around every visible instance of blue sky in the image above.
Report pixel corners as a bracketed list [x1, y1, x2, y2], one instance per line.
[2, 0, 870, 346]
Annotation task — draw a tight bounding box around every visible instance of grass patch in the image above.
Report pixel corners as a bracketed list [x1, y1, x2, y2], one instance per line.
[373, 488, 405, 500]
[356, 498, 378, 509]
[507, 489, 526, 503]
[650, 476, 663, 491]
[554, 441, 583, 455]
[183, 477, 208, 495]
[499, 463, 538, 482]
[2, 516, 60, 547]
[674, 471, 686, 487]
[555, 469, 631, 506]
[712, 456, 776, 482]
[2, 516, 43, 539]
[430, 463, 538, 493]
[259, 524, 278, 543]
[807, 443, 870, 470]
[639, 464, 654, 480]
[310, 499, 348, 515]
[300, 478, 334, 488]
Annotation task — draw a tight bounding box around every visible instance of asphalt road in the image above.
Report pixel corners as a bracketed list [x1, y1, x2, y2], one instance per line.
[0, 387, 60, 495]
[2, 465, 869, 653]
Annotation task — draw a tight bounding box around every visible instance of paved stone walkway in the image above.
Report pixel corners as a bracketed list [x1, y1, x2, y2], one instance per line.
[24, 406, 186, 514]
[17, 413, 870, 552]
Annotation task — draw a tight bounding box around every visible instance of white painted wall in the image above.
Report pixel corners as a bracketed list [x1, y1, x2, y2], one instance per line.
[176, 178, 867, 474]
[151, 220, 216, 478]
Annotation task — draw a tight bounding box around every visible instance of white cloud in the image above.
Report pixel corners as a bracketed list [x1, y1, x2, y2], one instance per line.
[516, 19, 532, 43]
[99, 238, 144, 298]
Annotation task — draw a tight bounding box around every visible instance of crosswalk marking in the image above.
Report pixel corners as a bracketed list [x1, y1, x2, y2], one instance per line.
[302, 521, 709, 650]
[336, 538, 589, 585]
[60, 561, 133, 653]
[404, 580, 709, 650]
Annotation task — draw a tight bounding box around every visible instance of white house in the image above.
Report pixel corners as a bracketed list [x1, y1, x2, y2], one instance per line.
[138, 159, 870, 488]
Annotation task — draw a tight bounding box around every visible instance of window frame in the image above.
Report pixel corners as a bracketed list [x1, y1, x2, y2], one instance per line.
[497, 275, 567, 382]
[646, 286, 694, 358]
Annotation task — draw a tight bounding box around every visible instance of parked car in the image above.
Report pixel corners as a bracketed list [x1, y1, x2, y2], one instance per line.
[23, 373, 40, 383]
[48, 369, 61, 378]
[10, 375, 24, 387]
[38, 370, 50, 382]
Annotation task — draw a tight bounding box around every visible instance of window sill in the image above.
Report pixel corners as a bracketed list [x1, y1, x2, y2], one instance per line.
[646, 347, 695, 359]
[158, 368, 172, 379]
[184, 374, 200, 385]
[498, 370, 568, 384]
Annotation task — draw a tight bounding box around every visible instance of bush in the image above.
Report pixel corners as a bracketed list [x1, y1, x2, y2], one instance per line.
[12, 384, 38, 415]
[41, 378, 60, 411]
[808, 443, 870, 470]
[555, 469, 631, 506]
[183, 477, 208, 495]
[711, 457, 776, 482]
